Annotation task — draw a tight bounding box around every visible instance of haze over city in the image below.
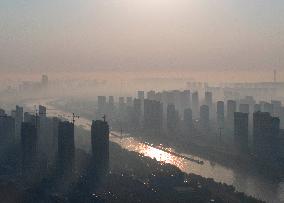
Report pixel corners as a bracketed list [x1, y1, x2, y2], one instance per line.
[0, 1, 284, 203]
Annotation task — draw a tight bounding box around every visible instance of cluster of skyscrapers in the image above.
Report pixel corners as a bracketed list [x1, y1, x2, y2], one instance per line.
[96, 89, 284, 165]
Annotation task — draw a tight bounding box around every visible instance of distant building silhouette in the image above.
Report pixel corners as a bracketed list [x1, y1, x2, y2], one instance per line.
[239, 104, 250, 114]
[91, 120, 110, 177]
[98, 96, 107, 117]
[132, 99, 142, 130]
[200, 105, 209, 131]
[15, 106, 23, 140]
[227, 100, 237, 129]
[217, 101, 225, 128]
[180, 90, 191, 117]
[192, 92, 199, 119]
[39, 105, 47, 118]
[254, 104, 261, 113]
[205, 92, 213, 117]
[137, 91, 145, 101]
[262, 102, 273, 114]
[126, 97, 133, 107]
[41, 74, 48, 88]
[183, 108, 193, 133]
[147, 90, 156, 100]
[167, 104, 179, 133]
[144, 99, 163, 135]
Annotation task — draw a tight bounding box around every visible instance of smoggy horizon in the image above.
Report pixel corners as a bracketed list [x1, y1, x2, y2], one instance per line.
[1, 0, 283, 74]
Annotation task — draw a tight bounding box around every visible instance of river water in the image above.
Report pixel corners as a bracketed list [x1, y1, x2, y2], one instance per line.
[25, 99, 284, 203]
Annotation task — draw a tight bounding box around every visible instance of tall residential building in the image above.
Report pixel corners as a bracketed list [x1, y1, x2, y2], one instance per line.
[254, 104, 261, 112]
[183, 108, 193, 131]
[280, 107, 284, 129]
[147, 90, 156, 100]
[132, 99, 142, 130]
[98, 96, 107, 116]
[234, 112, 249, 153]
[0, 109, 6, 116]
[0, 115, 15, 145]
[205, 91, 213, 111]
[217, 101, 225, 128]
[21, 122, 37, 175]
[253, 112, 280, 160]
[137, 91, 145, 100]
[91, 120, 110, 177]
[200, 105, 209, 130]
[144, 99, 163, 135]
[227, 100, 237, 128]
[41, 74, 48, 87]
[126, 97, 133, 107]
[271, 100, 282, 117]
[166, 104, 179, 133]
[39, 105, 47, 117]
[262, 102, 273, 114]
[239, 104, 250, 114]
[180, 90, 191, 116]
[192, 92, 199, 119]
[15, 106, 23, 139]
[58, 121, 75, 173]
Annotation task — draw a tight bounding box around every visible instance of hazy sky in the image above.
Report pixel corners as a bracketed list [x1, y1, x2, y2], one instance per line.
[1, 0, 283, 73]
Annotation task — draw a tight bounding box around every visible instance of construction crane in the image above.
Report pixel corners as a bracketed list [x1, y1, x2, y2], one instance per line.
[58, 113, 80, 125]
[102, 114, 106, 122]
[71, 113, 80, 125]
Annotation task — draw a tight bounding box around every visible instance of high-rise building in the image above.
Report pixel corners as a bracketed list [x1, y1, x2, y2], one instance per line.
[205, 92, 213, 111]
[132, 99, 142, 130]
[21, 122, 37, 175]
[200, 105, 209, 130]
[280, 107, 284, 129]
[254, 104, 261, 112]
[180, 90, 191, 116]
[192, 92, 199, 119]
[217, 101, 225, 128]
[183, 108, 193, 131]
[0, 115, 15, 145]
[166, 104, 179, 133]
[58, 121, 75, 173]
[0, 109, 6, 116]
[144, 99, 163, 135]
[126, 97, 133, 107]
[234, 112, 249, 153]
[271, 100, 282, 117]
[227, 100, 237, 128]
[137, 91, 145, 100]
[15, 106, 23, 139]
[39, 105, 47, 117]
[262, 102, 273, 114]
[239, 104, 250, 114]
[98, 96, 107, 117]
[91, 120, 109, 177]
[147, 90, 156, 100]
[41, 74, 48, 88]
[253, 112, 280, 160]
